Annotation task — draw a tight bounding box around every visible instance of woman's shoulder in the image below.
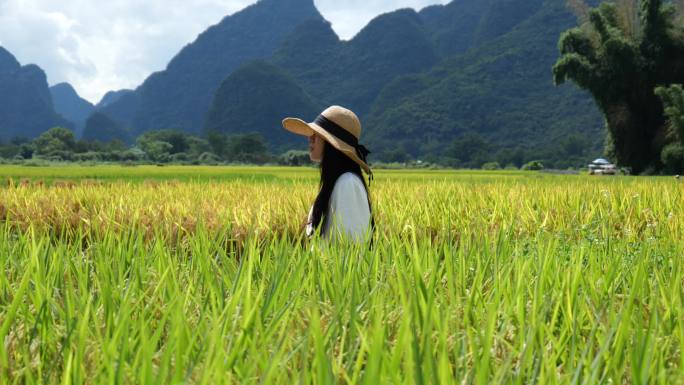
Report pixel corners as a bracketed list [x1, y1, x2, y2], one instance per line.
[329, 172, 370, 224]
[334, 172, 365, 190]
[331, 173, 368, 206]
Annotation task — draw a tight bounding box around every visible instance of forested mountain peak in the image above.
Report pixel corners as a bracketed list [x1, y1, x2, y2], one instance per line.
[97, 0, 325, 135]
[351, 8, 425, 44]
[96, 89, 134, 109]
[274, 18, 340, 56]
[50, 82, 95, 137]
[205, 60, 322, 152]
[0, 46, 21, 73]
[50, 82, 86, 103]
[0, 47, 72, 141]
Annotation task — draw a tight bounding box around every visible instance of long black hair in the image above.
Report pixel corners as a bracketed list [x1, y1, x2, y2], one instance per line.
[309, 141, 373, 236]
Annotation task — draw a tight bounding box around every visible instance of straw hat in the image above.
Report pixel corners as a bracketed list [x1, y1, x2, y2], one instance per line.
[282, 105, 372, 175]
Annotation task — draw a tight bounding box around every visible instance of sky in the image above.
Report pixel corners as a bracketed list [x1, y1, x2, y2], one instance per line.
[0, 0, 449, 104]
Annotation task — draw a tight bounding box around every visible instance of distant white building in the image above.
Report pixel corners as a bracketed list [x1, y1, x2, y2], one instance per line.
[588, 158, 617, 175]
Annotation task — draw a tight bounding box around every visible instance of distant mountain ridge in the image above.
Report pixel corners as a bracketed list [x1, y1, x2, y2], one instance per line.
[364, 0, 603, 157]
[96, 89, 133, 109]
[206, 0, 603, 163]
[205, 8, 441, 138]
[0, 47, 72, 141]
[0, 47, 21, 73]
[50, 82, 94, 137]
[98, 0, 324, 137]
[419, 0, 544, 57]
[269, 8, 438, 116]
[2, 0, 605, 166]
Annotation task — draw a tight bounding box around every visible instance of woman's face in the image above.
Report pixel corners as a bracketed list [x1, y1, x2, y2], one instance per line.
[308, 133, 325, 162]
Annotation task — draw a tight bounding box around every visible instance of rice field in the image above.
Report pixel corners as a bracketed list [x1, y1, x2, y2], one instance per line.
[1, 166, 683, 384]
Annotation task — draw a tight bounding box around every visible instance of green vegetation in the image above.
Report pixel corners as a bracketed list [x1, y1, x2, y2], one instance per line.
[655, 84, 684, 173]
[0, 126, 557, 170]
[49, 83, 95, 136]
[0, 165, 310, 184]
[61, 0, 606, 169]
[522, 160, 545, 170]
[12, 0, 684, 171]
[98, 0, 323, 135]
[206, 0, 605, 170]
[363, 0, 603, 168]
[270, 9, 438, 118]
[5, 0, 611, 169]
[205, 61, 322, 154]
[83, 112, 130, 143]
[0, 127, 307, 166]
[554, 0, 684, 174]
[0, 166, 682, 383]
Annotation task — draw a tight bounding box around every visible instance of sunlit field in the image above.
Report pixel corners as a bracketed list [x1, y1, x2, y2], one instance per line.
[1, 166, 683, 384]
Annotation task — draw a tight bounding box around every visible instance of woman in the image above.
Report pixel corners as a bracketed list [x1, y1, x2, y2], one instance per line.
[282, 105, 374, 243]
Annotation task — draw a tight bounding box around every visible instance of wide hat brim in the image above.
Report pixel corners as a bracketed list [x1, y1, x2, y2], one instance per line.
[282, 117, 371, 174]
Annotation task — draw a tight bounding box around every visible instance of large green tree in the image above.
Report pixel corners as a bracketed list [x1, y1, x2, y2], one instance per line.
[553, 0, 684, 173]
[33, 127, 76, 157]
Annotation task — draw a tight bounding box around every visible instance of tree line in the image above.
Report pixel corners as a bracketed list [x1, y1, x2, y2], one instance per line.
[0, 125, 593, 170]
[0, 127, 312, 166]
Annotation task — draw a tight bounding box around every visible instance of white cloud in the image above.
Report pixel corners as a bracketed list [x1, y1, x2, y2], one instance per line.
[0, 0, 447, 103]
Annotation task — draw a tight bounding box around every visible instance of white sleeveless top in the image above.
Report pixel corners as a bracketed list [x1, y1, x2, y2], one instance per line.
[307, 172, 372, 243]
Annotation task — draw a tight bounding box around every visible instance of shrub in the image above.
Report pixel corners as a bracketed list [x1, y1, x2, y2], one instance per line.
[482, 162, 501, 170]
[522, 160, 544, 171]
[121, 148, 146, 162]
[198, 152, 221, 165]
[74, 152, 103, 162]
[170, 152, 189, 163]
[661, 143, 684, 174]
[278, 150, 311, 166]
